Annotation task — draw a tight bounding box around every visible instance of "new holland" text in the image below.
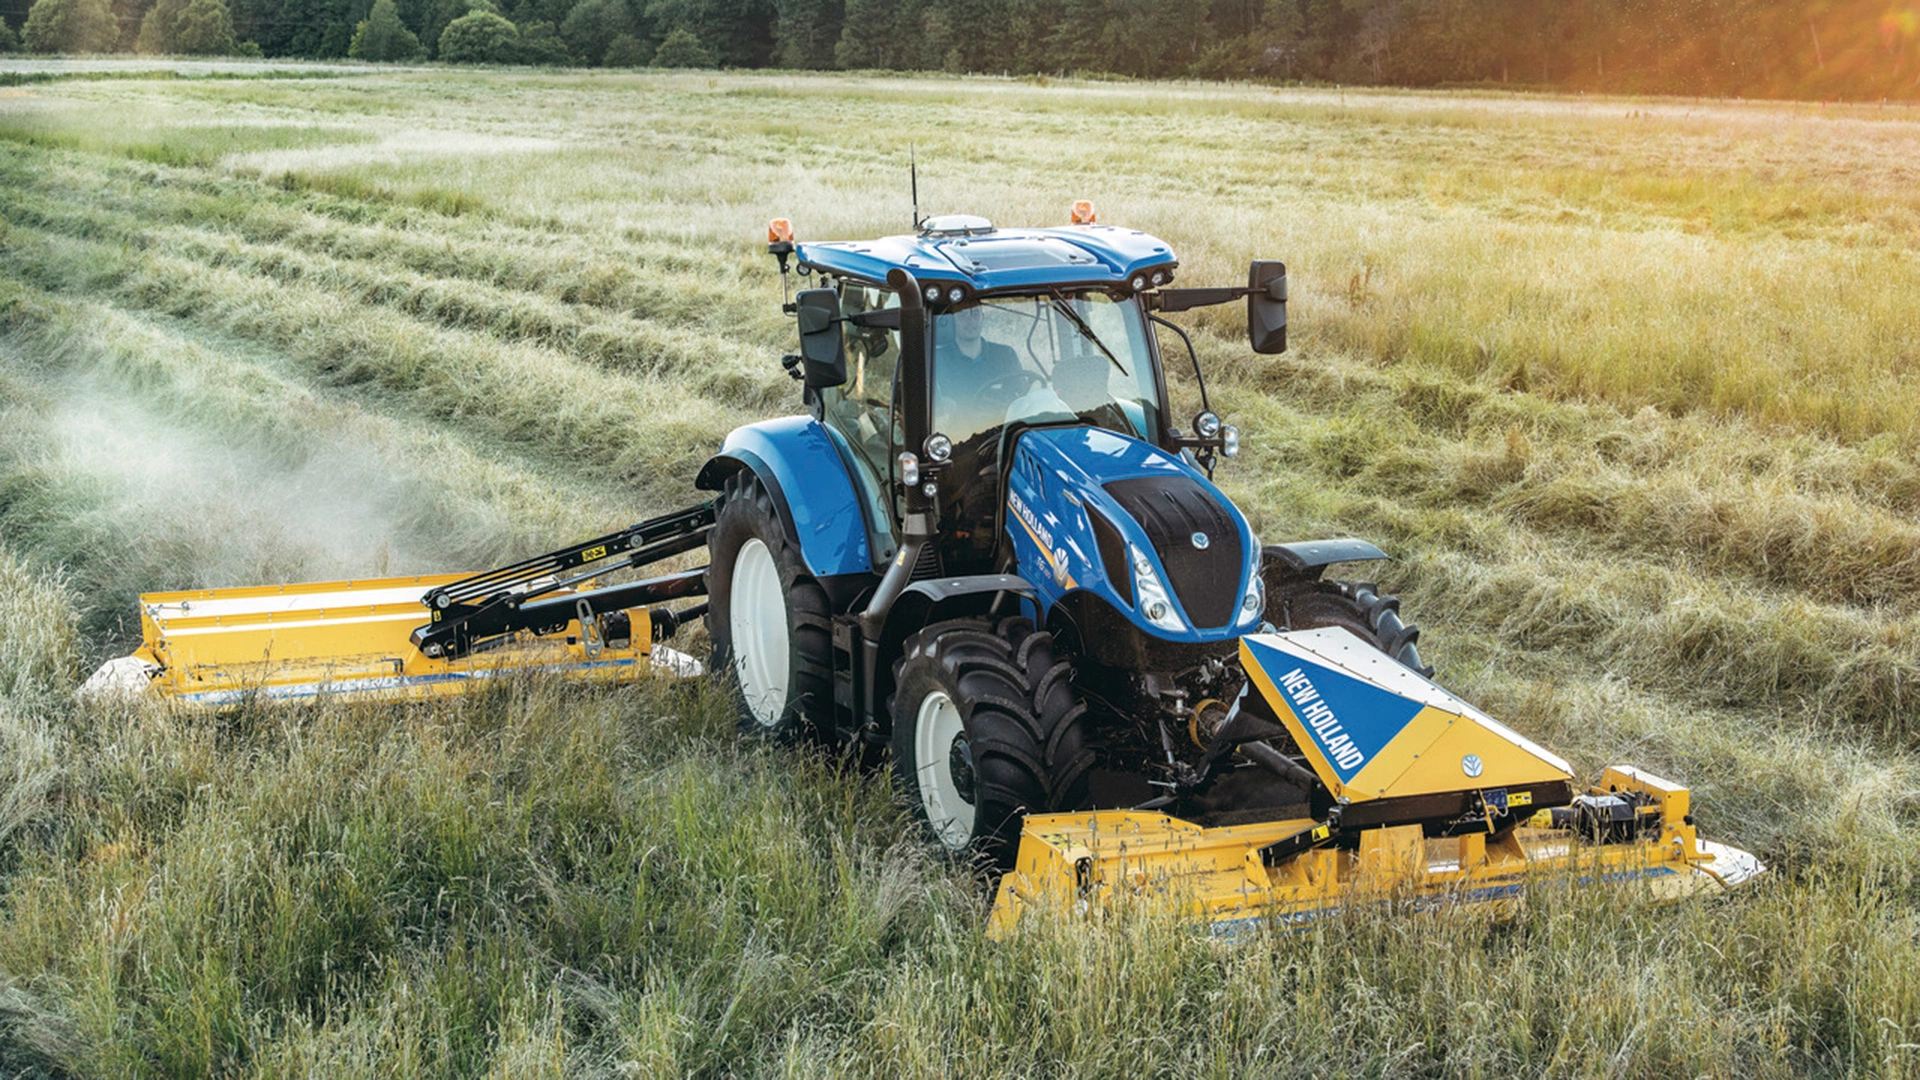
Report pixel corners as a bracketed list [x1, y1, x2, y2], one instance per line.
[1278, 667, 1366, 773]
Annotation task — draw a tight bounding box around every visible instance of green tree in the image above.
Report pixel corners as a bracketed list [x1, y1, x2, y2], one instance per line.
[422, 0, 481, 57]
[1259, 0, 1305, 76]
[0, 20, 18, 49]
[513, 17, 569, 60]
[602, 29, 645, 63]
[349, 0, 422, 57]
[172, 0, 238, 51]
[135, 0, 184, 51]
[771, 0, 838, 67]
[645, 0, 772, 66]
[833, 0, 907, 68]
[22, 0, 118, 51]
[437, 5, 516, 57]
[649, 23, 709, 64]
[559, 0, 634, 63]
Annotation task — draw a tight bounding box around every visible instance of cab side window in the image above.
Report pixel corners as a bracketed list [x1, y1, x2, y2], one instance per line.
[817, 283, 902, 556]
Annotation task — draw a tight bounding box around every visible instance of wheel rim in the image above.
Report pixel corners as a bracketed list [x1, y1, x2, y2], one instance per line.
[730, 538, 789, 727]
[913, 689, 975, 850]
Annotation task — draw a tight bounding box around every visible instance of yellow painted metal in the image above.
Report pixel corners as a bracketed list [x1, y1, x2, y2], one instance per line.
[987, 768, 1761, 938]
[1240, 635, 1574, 803]
[130, 573, 667, 706]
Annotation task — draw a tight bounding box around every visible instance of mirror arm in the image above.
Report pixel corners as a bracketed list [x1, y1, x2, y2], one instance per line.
[846, 308, 903, 330]
[1149, 286, 1248, 313]
[1148, 310, 1212, 422]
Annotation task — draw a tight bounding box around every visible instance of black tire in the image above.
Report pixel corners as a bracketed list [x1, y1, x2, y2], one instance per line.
[890, 616, 1094, 870]
[1264, 575, 1433, 676]
[705, 469, 836, 742]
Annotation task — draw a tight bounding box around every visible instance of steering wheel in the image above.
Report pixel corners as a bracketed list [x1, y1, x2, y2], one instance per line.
[978, 369, 1043, 402]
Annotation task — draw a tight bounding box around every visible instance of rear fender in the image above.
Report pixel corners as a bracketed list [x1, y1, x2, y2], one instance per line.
[696, 416, 876, 579]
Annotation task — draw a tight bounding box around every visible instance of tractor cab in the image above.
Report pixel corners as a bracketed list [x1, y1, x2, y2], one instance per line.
[778, 211, 1284, 580]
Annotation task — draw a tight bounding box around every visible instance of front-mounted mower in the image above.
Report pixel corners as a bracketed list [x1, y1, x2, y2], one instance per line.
[90, 203, 1763, 932]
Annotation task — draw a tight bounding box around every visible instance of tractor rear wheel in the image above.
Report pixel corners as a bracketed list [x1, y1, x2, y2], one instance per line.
[890, 617, 1094, 869]
[705, 469, 836, 742]
[1265, 576, 1433, 676]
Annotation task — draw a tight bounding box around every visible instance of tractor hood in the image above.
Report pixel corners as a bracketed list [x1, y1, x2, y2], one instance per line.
[1002, 426, 1262, 644]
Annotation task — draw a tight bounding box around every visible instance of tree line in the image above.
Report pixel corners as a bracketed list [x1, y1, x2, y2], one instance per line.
[6, 0, 1917, 100]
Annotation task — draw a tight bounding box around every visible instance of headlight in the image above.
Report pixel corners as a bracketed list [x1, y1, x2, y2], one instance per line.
[897, 451, 920, 486]
[1129, 545, 1185, 633]
[924, 432, 952, 462]
[1241, 576, 1263, 621]
[1221, 425, 1239, 457]
[1194, 411, 1221, 438]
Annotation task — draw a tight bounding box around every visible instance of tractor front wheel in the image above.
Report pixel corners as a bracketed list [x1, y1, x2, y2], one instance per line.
[705, 469, 836, 742]
[890, 617, 1093, 869]
[1265, 576, 1433, 676]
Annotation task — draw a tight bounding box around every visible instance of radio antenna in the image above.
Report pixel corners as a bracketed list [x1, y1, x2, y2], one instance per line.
[910, 147, 921, 230]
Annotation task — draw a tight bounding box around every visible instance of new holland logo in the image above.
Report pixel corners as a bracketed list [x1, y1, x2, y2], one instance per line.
[1005, 489, 1054, 552]
[1277, 666, 1367, 773]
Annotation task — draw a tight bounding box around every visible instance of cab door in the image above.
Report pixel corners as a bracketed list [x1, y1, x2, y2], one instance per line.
[815, 280, 904, 565]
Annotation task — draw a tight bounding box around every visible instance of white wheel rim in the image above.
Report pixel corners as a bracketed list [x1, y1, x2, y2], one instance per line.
[913, 689, 974, 849]
[730, 538, 789, 727]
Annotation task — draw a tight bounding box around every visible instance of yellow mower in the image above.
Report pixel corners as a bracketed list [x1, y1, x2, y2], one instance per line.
[81, 506, 713, 707]
[87, 207, 1764, 932]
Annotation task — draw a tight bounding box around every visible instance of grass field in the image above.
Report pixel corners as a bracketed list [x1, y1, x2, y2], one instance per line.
[3, 60, 1920, 1077]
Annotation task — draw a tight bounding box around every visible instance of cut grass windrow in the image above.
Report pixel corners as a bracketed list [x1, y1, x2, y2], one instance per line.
[11, 157, 1920, 741]
[4, 68, 1920, 1079]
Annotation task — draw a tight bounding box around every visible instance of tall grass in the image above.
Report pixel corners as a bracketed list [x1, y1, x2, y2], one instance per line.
[0, 680, 1914, 1078]
[0, 547, 77, 705]
[3, 63, 1920, 1075]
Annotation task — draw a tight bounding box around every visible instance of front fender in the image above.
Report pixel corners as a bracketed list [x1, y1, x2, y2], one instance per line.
[695, 416, 875, 578]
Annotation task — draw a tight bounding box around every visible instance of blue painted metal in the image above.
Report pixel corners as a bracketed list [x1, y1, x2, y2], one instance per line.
[1000, 426, 1262, 644]
[1242, 636, 1426, 785]
[797, 225, 1179, 294]
[696, 417, 874, 577]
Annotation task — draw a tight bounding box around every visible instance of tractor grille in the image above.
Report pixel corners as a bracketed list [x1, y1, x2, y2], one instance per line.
[1103, 476, 1243, 628]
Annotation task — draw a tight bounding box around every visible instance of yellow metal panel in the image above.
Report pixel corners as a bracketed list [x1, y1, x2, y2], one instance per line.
[1240, 638, 1352, 794]
[1357, 824, 1425, 888]
[1384, 716, 1574, 796]
[136, 573, 669, 707]
[1338, 706, 1456, 801]
[989, 797, 1758, 938]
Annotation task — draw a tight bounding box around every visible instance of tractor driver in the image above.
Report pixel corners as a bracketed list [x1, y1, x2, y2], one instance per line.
[932, 303, 1025, 447]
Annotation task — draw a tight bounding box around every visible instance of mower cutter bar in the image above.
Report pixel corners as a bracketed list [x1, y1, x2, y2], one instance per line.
[83, 503, 720, 708]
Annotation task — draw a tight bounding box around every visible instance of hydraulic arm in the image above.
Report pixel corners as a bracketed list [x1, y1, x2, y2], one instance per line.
[412, 503, 715, 659]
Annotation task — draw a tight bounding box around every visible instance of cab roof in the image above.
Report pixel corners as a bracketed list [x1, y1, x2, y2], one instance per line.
[796, 222, 1179, 294]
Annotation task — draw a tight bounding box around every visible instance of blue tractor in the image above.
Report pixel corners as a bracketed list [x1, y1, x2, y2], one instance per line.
[698, 208, 1425, 864]
[101, 205, 1765, 921]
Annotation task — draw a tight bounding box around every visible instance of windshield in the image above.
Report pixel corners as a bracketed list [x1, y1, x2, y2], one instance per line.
[930, 292, 1160, 454]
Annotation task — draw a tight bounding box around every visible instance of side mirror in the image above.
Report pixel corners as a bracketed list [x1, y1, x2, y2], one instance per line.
[794, 288, 847, 389]
[1247, 260, 1287, 355]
